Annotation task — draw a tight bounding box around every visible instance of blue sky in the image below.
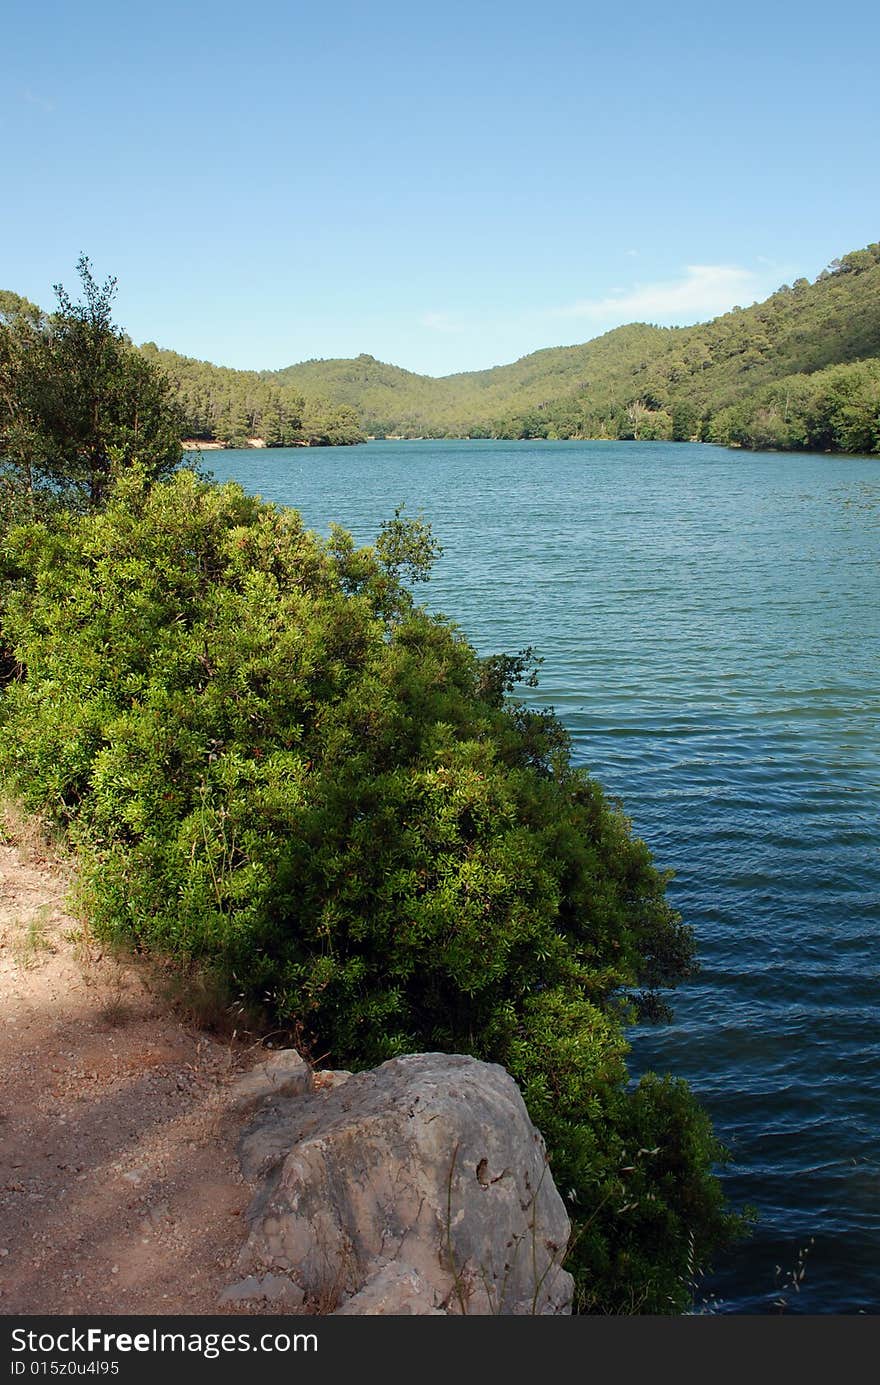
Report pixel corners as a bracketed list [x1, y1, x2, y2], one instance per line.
[3, 0, 879, 376]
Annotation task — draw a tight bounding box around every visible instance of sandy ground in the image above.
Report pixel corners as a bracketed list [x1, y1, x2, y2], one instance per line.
[180, 440, 267, 450]
[0, 812, 271, 1316]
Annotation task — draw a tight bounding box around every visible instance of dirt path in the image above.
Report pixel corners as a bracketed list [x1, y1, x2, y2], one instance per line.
[0, 813, 267, 1316]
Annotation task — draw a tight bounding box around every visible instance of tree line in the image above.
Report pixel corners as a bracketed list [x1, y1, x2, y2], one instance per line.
[139, 343, 365, 448]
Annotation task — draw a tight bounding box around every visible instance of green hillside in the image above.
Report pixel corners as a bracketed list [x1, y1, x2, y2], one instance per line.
[9, 241, 879, 453]
[266, 242, 880, 449]
[270, 323, 672, 437]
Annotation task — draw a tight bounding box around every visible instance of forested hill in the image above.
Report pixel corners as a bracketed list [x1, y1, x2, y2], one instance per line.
[269, 323, 671, 438]
[266, 242, 880, 451]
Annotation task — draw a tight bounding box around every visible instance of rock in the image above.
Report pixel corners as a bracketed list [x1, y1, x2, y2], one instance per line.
[228, 1049, 313, 1113]
[219, 1274, 305, 1310]
[312, 1069, 352, 1092]
[333, 1263, 444, 1316]
[140, 1203, 172, 1233]
[237, 1052, 573, 1315]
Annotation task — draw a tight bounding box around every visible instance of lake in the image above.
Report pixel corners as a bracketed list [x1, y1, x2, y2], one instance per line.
[201, 438, 880, 1314]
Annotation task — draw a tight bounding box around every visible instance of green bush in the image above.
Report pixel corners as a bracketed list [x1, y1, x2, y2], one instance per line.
[0, 468, 746, 1310]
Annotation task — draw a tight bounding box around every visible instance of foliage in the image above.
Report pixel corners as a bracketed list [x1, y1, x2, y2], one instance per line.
[709, 358, 880, 454]
[138, 343, 366, 448]
[0, 291, 43, 330]
[0, 469, 746, 1311]
[0, 258, 184, 518]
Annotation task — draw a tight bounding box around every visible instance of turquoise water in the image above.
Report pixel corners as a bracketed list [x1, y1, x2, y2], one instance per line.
[202, 439, 880, 1314]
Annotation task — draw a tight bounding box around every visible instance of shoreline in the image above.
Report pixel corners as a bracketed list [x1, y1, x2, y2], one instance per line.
[182, 438, 267, 451]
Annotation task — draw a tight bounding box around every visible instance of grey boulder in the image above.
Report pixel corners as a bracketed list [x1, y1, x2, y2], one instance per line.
[237, 1052, 573, 1315]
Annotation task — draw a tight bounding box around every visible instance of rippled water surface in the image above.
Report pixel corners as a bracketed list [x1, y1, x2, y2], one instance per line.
[204, 439, 880, 1313]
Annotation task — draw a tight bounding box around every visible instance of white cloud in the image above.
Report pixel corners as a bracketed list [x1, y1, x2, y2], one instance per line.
[555, 264, 763, 325]
[420, 311, 466, 334]
[412, 259, 783, 370]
